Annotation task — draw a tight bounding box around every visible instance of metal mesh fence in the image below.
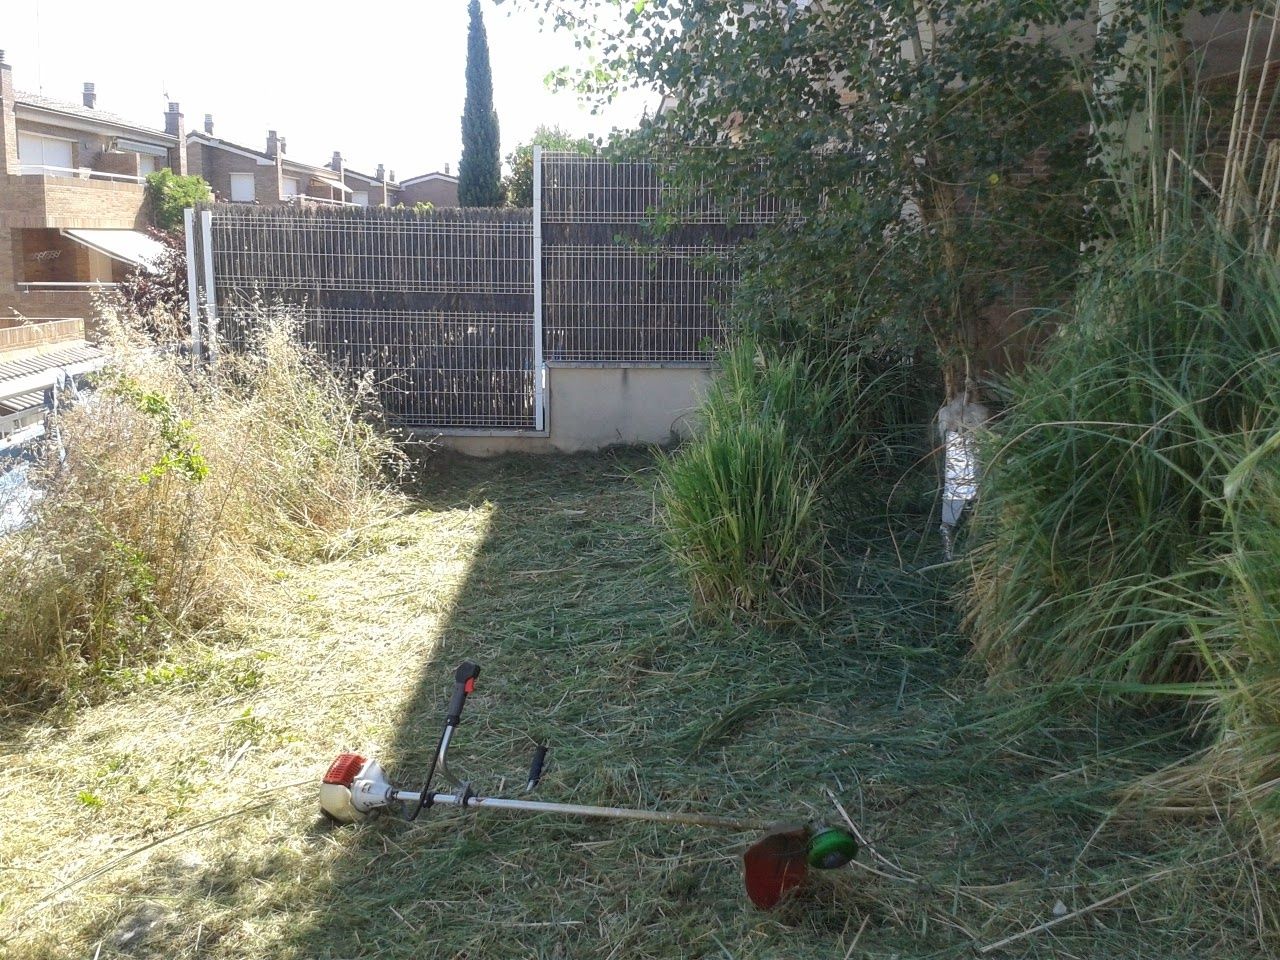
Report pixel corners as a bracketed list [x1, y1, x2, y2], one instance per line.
[540, 152, 762, 364]
[542, 245, 736, 363]
[209, 206, 537, 430]
[540, 153, 782, 225]
[199, 157, 767, 430]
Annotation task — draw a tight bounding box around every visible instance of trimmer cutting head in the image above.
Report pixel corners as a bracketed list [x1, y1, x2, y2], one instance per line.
[742, 825, 858, 909]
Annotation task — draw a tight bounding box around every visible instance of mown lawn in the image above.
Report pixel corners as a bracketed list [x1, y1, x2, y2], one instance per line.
[1, 452, 1274, 959]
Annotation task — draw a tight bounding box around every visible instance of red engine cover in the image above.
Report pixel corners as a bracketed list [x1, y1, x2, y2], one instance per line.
[323, 753, 366, 786]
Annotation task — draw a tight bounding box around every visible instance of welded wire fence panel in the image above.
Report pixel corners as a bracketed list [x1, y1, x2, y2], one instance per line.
[208, 206, 536, 430]
[200, 159, 765, 427]
[540, 153, 782, 225]
[542, 245, 737, 363]
[540, 153, 763, 364]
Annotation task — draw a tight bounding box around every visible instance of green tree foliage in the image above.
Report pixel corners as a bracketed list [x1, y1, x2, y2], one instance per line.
[503, 1, 1220, 397]
[503, 125, 594, 207]
[459, 0, 503, 207]
[145, 169, 212, 232]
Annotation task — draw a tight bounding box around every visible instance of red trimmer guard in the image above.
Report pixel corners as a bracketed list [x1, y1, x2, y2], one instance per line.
[743, 827, 810, 909]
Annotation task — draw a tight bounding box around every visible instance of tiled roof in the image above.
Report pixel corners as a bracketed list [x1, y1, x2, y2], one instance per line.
[344, 167, 401, 187]
[15, 90, 173, 139]
[399, 171, 457, 186]
[188, 131, 338, 179]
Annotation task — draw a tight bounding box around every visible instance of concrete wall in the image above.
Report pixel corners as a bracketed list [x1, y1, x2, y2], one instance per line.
[435, 364, 711, 456]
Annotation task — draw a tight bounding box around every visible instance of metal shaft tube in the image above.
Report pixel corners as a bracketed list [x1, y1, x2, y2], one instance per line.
[390, 789, 775, 832]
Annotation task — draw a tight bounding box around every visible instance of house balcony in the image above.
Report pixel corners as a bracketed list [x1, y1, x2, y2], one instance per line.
[18, 163, 147, 184]
[3, 167, 148, 230]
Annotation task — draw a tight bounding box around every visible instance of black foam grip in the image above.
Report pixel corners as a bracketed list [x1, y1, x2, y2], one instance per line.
[446, 661, 481, 725]
[527, 744, 548, 790]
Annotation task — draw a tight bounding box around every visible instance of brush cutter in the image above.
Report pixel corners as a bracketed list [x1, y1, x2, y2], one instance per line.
[320, 661, 858, 909]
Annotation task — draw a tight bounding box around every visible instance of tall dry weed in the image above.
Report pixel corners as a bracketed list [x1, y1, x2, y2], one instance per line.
[0, 306, 401, 705]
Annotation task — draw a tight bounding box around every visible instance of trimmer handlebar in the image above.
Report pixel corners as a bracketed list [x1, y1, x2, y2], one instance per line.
[446, 661, 481, 727]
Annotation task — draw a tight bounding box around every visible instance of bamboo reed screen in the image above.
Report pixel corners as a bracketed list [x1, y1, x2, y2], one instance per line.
[539, 153, 768, 364]
[209, 206, 537, 430]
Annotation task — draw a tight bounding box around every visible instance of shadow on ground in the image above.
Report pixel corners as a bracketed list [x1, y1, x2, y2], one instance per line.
[16, 450, 1270, 959]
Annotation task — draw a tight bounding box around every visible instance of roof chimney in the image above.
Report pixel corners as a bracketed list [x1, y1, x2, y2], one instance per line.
[82, 82, 97, 109]
[376, 163, 385, 181]
[204, 113, 213, 135]
[267, 130, 282, 158]
[164, 103, 187, 174]
[444, 162, 450, 175]
[164, 101, 182, 137]
[389, 169, 395, 183]
[330, 150, 344, 177]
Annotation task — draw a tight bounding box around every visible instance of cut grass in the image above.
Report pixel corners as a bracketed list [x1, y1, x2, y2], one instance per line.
[1, 452, 1275, 958]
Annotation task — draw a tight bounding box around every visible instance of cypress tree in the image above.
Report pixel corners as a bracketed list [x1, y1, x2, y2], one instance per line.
[458, 0, 502, 207]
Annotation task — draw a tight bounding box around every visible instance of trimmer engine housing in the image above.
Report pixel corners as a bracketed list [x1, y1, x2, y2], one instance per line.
[320, 753, 396, 823]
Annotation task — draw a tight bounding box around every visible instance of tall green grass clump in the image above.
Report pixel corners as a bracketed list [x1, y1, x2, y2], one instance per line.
[658, 342, 834, 624]
[966, 223, 1280, 690]
[0, 309, 400, 706]
[658, 339, 924, 624]
[1137, 431, 1280, 851]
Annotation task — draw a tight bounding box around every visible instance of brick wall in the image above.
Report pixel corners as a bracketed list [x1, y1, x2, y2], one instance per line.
[13, 228, 90, 283]
[190, 140, 282, 203]
[399, 177, 459, 208]
[0, 59, 19, 175]
[93, 149, 142, 179]
[0, 172, 148, 327]
[0, 173, 148, 228]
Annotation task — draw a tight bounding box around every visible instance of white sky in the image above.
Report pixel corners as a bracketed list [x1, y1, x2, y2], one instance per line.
[3, 0, 652, 179]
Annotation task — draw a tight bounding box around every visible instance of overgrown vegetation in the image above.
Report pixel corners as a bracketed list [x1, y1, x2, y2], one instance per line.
[0, 308, 399, 706]
[522, 0, 1280, 868]
[966, 222, 1280, 689]
[658, 343, 834, 623]
[107, 229, 191, 341]
[658, 339, 929, 623]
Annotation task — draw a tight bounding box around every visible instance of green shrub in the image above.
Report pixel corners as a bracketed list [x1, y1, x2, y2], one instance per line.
[658, 331, 932, 625]
[657, 342, 836, 624]
[145, 169, 211, 231]
[965, 223, 1280, 689]
[659, 417, 830, 625]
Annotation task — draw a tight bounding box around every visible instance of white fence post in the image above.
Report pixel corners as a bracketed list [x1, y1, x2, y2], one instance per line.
[183, 208, 202, 364]
[199, 209, 219, 361]
[533, 144, 545, 432]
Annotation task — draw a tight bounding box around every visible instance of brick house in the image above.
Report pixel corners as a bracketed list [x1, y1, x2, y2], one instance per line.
[397, 170, 459, 208]
[187, 121, 353, 207]
[326, 152, 404, 207]
[0, 51, 184, 329]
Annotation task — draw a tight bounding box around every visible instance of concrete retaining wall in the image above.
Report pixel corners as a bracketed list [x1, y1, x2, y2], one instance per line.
[431, 364, 711, 456]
